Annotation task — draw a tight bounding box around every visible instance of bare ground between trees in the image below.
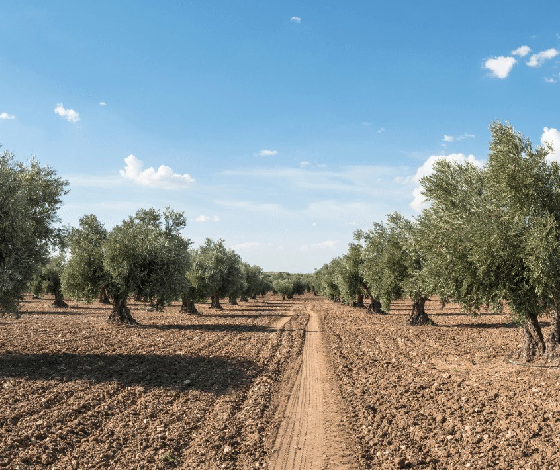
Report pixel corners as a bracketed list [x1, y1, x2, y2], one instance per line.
[2, 295, 560, 469]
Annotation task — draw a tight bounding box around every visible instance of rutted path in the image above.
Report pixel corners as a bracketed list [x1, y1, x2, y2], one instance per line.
[269, 299, 357, 470]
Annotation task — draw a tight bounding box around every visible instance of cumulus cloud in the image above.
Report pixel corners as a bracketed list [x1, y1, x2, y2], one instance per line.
[484, 56, 517, 78]
[256, 149, 278, 157]
[290, 16, 301, 23]
[194, 215, 219, 222]
[99, 102, 107, 106]
[544, 77, 557, 83]
[512, 45, 531, 57]
[54, 103, 80, 122]
[119, 154, 195, 189]
[411, 154, 483, 211]
[527, 48, 559, 67]
[0, 113, 15, 120]
[541, 127, 560, 163]
[443, 135, 454, 142]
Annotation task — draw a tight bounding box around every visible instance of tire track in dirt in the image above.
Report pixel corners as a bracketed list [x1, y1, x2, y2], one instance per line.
[269, 299, 357, 470]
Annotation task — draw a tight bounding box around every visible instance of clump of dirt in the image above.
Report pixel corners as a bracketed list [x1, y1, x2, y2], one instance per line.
[321, 297, 560, 469]
[0, 295, 306, 469]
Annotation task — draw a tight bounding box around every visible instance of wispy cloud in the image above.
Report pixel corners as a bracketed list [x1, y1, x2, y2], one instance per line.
[99, 102, 107, 106]
[544, 77, 557, 83]
[527, 48, 559, 67]
[484, 56, 517, 79]
[377, 127, 385, 134]
[443, 135, 454, 142]
[193, 215, 220, 222]
[233, 241, 273, 251]
[54, 103, 80, 122]
[119, 154, 195, 189]
[256, 149, 278, 157]
[300, 240, 340, 252]
[512, 45, 531, 57]
[0, 112, 15, 120]
[290, 16, 301, 23]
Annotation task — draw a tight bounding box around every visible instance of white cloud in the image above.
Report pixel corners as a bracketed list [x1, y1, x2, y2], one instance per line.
[361, 122, 372, 126]
[300, 161, 310, 168]
[457, 133, 475, 140]
[194, 215, 219, 222]
[54, 103, 80, 122]
[541, 127, 560, 163]
[377, 127, 385, 133]
[411, 154, 483, 211]
[484, 56, 517, 78]
[300, 240, 340, 252]
[512, 45, 531, 57]
[99, 102, 107, 106]
[544, 77, 557, 83]
[256, 149, 278, 157]
[0, 113, 15, 120]
[527, 48, 559, 67]
[233, 241, 273, 251]
[119, 154, 195, 189]
[443, 135, 454, 142]
[290, 16, 302, 23]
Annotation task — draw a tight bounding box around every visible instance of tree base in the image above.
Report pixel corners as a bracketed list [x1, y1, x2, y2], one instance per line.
[53, 299, 68, 308]
[180, 298, 199, 315]
[408, 298, 435, 326]
[367, 299, 386, 314]
[108, 302, 138, 325]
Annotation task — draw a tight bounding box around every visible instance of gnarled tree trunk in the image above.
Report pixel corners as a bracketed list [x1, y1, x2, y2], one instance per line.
[228, 296, 238, 305]
[108, 296, 137, 324]
[240, 296, 249, 302]
[367, 298, 386, 314]
[180, 297, 198, 314]
[98, 286, 110, 304]
[409, 296, 434, 326]
[522, 310, 545, 361]
[52, 290, 68, 308]
[210, 294, 223, 310]
[355, 293, 364, 308]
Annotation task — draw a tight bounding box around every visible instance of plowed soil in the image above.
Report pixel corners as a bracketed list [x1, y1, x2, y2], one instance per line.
[0, 296, 307, 469]
[1, 294, 559, 469]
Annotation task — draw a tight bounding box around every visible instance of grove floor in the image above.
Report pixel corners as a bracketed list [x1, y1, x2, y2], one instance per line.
[1, 295, 559, 469]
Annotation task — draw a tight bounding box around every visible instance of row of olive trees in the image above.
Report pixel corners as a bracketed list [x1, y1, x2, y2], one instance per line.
[54, 213, 272, 323]
[269, 272, 313, 300]
[315, 122, 560, 361]
[0, 149, 271, 324]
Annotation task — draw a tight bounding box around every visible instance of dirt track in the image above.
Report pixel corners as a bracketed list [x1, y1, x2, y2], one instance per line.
[269, 301, 356, 470]
[2, 294, 560, 469]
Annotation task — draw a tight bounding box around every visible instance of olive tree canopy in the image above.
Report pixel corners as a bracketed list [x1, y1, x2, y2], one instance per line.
[0, 151, 68, 316]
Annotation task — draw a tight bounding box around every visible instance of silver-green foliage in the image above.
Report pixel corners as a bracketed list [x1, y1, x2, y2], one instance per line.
[0, 151, 67, 315]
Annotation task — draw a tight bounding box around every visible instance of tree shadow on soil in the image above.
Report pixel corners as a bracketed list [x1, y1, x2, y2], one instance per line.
[141, 323, 278, 333]
[0, 353, 260, 394]
[442, 322, 518, 329]
[204, 313, 291, 319]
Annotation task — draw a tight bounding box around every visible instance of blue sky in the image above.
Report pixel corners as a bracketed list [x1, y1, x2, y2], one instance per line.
[1, 1, 560, 272]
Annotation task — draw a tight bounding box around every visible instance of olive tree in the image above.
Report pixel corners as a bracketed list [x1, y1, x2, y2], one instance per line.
[62, 214, 110, 303]
[0, 151, 68, 316]
[419, 122, 560, 359]
[30, 255, 68, 307]
[191, 239, 242, 310]
[360, 213, 434, 324]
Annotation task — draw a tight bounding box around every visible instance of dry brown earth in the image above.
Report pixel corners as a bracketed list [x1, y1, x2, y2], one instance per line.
[2, 294, 560, 469]
[321, 297, 560, 470]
